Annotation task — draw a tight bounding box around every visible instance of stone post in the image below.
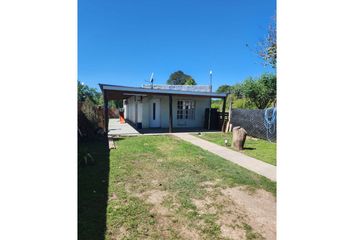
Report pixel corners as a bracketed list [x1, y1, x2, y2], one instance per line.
[232, 126, 247, 150]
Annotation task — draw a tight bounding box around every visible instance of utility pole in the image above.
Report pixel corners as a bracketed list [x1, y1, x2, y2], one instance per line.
[208, 70, 212, 130]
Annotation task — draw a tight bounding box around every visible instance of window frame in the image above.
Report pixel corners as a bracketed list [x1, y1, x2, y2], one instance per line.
[176, 99, 195, 120]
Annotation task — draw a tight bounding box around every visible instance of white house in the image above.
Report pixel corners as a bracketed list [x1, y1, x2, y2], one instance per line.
[99, 84, 227, 132]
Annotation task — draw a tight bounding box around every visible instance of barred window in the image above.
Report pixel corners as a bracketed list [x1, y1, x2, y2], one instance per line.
[177, 100, 195, 120]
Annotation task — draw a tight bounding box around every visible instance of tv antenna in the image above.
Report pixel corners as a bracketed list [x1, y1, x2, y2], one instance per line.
[145, 72, 154, 89]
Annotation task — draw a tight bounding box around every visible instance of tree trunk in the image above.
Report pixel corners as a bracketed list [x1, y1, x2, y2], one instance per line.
[232, 126, 247, 150]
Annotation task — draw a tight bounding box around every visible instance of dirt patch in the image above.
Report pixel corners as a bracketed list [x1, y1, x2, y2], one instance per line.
[115, 226, 128, 239]
[214, 194, 249, 240]
[193, 183, 249, 239]
[145, 190, 169, 205]
[221, 186, 276, 240]
[220, 224, 246, 240]
[191, 183, 275, 239]
[178, 225, 201, 240]
[125, 179, 274, 239]
[134, 189, 201, 239]
[192, 197, 217, 214]
[200, 180, 222, 193]
[109, 193, 118, 201]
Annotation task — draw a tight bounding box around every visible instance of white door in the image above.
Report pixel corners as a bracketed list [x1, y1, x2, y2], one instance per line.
[150, 99, 160, 128]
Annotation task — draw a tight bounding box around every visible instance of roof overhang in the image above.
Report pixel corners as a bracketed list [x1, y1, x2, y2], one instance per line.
[99, 83, 227, 100]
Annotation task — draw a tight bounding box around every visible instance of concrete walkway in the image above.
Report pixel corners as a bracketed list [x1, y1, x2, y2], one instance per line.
[172, 133, 276, 181]
[108, 119, 140, 137]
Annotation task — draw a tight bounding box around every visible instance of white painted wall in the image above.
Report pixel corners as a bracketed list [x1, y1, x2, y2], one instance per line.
[123, 100, 127, 119]
[126, 96, 136, 123]
[125, 94, 210, 128]
[172, 96, 209, 128]
[141, 97, 150, 128]
[137, 102, 142, 123]
[142, 95, 209, 128]
[125, 96, 144, 125]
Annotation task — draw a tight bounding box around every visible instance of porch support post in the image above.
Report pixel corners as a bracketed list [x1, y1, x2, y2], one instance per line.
[103, 90, 109, 134]
[169, 94, 173, 133]
[208, 98, 211, 130]
[221, 96, 227, 132]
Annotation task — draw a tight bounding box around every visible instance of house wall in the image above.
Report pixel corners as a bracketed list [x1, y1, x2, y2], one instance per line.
[142, 95, 209, 128]
[124, 94, 210, 129]
[172, 96, 210, 128]
[125, 96, 137, 123]
[141, 96, 150, 128]
[126, 96, 133, 122]
[124, 95, 145, 126]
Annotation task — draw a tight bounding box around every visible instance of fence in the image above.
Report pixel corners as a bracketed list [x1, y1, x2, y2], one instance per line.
[78, 99, 104, 137]
[230, 108, 276, 142]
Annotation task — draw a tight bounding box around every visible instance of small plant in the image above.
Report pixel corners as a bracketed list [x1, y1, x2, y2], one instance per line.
[79, 147, 95, 166]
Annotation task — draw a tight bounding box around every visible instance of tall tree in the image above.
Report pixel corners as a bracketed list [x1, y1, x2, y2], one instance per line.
[232, 83, 244, 99]
[257, 17, 276, 68]
[216, 84, 232, 94]
[167, 71, 196, 85]
[78, 81, 103, 105]
[241, 73, 276, 109]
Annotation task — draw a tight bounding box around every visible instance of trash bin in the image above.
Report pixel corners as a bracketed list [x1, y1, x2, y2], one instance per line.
[119, 111, 125, 124]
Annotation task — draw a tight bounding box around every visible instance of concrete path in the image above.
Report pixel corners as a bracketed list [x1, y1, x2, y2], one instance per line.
[172, 133, 276, 181]
[108, 119, 140, 137]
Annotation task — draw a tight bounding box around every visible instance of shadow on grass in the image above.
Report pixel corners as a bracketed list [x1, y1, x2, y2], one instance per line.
[78, 137, 109, 240]
[243, 147, 256, 150]
[224, 145, 256, 151]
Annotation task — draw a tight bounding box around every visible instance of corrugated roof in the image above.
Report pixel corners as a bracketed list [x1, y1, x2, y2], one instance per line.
[99, 83, 227, 98]
[142, 84, 211, 93]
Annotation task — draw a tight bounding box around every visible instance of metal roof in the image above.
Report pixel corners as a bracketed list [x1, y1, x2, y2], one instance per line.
[99, 83, 227, 98]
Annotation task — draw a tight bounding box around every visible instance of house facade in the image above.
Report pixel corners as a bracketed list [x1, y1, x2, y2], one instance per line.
[99, 84, 227, 132]
[124, 94, 210, 129]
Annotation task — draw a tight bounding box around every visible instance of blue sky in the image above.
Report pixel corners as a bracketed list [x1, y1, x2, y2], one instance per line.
[79, 0, 275, 90]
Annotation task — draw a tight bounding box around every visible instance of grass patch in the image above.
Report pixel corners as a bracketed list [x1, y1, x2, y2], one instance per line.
[78, 139, 109, 240]
[78, 136, 276, 240]
[197, 132, 276, 165]
[243, 223, 265, 240]
[80, 135, 275, 239]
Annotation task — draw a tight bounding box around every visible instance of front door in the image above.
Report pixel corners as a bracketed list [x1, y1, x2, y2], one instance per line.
[150, 99, 160, 128]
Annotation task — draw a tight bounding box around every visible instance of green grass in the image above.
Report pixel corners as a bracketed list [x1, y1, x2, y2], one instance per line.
[78, 139, 110, 240]
[79, 135, 275, 239]
[197, 132, 276, 166]
[109, 135, 274, 239]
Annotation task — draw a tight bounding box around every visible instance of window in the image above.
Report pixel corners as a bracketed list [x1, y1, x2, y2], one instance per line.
[153, 103, 156, 120]
[177, 100, 195, 120]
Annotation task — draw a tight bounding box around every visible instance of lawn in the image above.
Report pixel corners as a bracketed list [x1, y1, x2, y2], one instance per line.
[197, 132, 276, 166]
[78, 135, 276, 239]
[78, 138, 110, 240]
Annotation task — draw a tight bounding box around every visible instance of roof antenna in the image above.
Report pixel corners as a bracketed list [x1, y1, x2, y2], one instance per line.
[149, 72, 154, 89]
[144, 72, 154, 89]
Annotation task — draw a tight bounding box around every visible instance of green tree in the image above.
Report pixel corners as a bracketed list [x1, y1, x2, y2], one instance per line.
[241, 73, 276, 109]
[232, 83, 244, 99]
[78, 81, 103, 105]
[108, 100, 123, 108]
[167, 71, 196, 85]
[216, 84, 232, 94]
